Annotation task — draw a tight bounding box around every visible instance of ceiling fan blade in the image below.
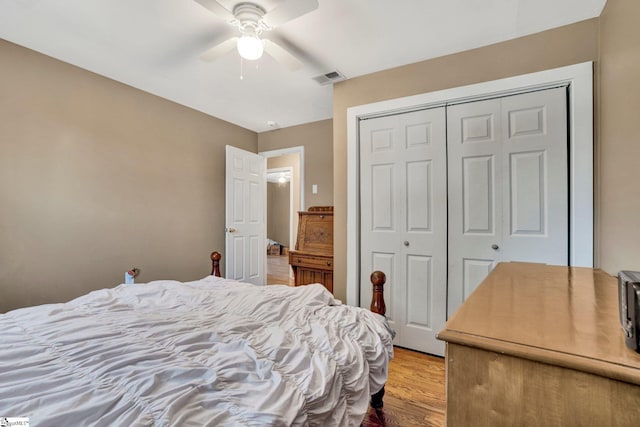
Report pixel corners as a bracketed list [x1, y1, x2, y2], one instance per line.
[200, 37, 238, 62]
[262, 0, 318, 28]
[194, 0, 235, 22]
[263, 39, 303, 71]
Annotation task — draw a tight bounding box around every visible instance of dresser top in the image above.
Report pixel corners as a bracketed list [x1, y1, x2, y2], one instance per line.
[438, 262, 640, 384]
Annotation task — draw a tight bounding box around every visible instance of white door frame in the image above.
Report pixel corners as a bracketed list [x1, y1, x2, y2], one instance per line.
[346, 61, 594, 307]
[266, 166, 295, 249]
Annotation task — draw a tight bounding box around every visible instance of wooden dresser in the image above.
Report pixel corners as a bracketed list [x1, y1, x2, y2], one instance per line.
[438, 262, 640, 426]
[289, 206, 333, 293]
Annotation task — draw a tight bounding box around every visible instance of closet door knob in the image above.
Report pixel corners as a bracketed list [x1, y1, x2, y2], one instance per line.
[403, 241, 410, 247]
[491, 244, 499, 250]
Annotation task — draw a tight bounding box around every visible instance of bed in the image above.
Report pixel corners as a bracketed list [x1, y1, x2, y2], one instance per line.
[0, 252, 393, 426]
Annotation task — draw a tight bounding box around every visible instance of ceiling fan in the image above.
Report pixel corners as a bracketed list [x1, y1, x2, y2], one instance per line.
[195, 0, 319, 71]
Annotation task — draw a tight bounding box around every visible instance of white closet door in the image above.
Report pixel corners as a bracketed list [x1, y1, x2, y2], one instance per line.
[447, 98, 504, 316]
[447, 87, 568, 316]
[360, 108, 447, 356]
[500, 89, 568, 265]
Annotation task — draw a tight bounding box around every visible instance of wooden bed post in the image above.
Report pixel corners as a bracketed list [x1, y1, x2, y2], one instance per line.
[369, 271, 386, 316]
[369, 270, 386, 409]
[210, 252, 221, 277]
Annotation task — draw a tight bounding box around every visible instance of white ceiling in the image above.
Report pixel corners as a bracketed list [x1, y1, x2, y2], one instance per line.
[0, 0, 606, 133]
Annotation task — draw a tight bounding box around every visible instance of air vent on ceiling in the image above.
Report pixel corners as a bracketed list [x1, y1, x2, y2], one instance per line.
[312, 70, 346, 86]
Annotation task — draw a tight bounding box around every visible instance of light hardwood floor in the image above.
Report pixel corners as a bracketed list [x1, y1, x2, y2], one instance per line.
[267, 254, 294, 286]
[363, 347, 446, 426]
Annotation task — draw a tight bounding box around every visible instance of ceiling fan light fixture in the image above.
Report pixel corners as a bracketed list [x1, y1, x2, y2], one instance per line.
[197, 0, 317, 69]
[237, 34, 263, 60]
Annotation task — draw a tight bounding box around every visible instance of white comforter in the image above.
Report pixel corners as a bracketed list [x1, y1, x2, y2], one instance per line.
[0, 276, 394, 426]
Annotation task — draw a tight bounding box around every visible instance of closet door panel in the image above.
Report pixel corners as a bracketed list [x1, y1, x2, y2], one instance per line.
[406, 255, 432, 327]
[406, 160, 432, 232]
[447, 98, 503, 316]
[501, 87, 568, 265]
[463, 258, 494, 300]
[360, 107, 447, 356]
[371, 163, 395, 230]
[509, 150, 545, 235]
[462, 155, 495, 234]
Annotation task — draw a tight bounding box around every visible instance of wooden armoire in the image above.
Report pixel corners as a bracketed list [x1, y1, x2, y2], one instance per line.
[288, 206, 333, 293]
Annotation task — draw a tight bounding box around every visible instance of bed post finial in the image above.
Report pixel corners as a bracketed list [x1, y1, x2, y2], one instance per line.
[211, 252, 221, 277]
[370, 271, 386, 316]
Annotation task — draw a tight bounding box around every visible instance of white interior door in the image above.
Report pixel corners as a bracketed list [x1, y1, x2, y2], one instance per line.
[359, 108, 448, 356]
[225, 145, 266, 285]
[447, 87, 568, 315]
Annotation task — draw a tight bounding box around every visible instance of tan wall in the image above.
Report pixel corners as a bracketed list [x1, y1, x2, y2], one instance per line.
[267, 154, 301, 249]
[258, 119, 333, 209]
[267, 182, 290, 247]
[598, 0, 640, 275]
[0, 40, 257, 313]
[332, 19, 600, 302]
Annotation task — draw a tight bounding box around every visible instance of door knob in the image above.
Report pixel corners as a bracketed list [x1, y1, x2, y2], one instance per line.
[226, 227, 237, 233]
[491, 244, 499, 250]
[403, 241, 410, 247]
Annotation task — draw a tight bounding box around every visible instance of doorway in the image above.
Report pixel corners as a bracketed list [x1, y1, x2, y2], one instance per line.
[266, 167, 295, 285]
[260, 146, 304, 285]
[348, 62, 594, 356]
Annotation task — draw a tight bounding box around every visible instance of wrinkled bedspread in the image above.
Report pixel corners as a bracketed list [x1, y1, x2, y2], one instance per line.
[0, 276, 394, 426]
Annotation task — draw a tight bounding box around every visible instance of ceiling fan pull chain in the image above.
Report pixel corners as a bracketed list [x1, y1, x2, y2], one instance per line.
[240, 57, 244, 80]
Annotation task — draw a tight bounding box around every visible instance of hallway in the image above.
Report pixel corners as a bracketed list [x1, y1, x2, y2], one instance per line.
[267, 254, 294, 286]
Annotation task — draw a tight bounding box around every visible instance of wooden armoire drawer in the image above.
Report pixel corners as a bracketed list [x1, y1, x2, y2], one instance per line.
[289, 252, 333, 270]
